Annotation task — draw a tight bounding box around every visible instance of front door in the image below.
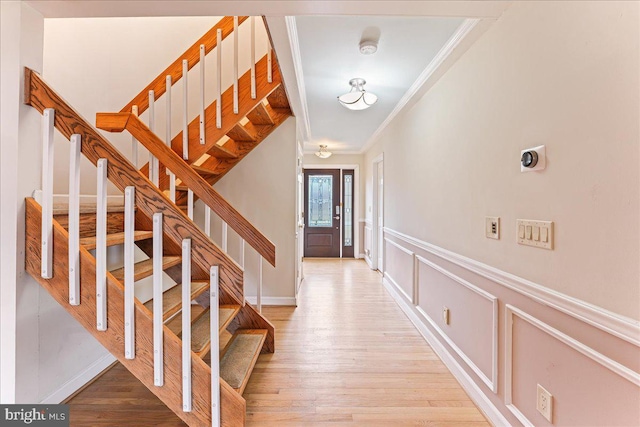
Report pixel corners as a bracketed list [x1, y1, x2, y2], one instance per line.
[304, 169, 340, 257]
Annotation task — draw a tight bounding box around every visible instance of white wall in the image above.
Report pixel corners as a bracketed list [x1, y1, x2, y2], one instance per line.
[43, 16, 269, 194]
[364, 2, 640, 425]
[365, 1, 639, 320]
[1, 0, 45, 404]
[201, 118, 298, 304]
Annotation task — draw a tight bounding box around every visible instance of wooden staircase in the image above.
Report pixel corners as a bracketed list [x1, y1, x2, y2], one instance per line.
[23, 15, 291, 427]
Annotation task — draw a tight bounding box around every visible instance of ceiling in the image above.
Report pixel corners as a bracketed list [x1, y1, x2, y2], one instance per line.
[26, 1, 509, 155]
[295, 15, 465, 154]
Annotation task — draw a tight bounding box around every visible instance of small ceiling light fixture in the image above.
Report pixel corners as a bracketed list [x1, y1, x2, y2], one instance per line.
[315, 144, 332, 159]
[337, 78, 378, 111]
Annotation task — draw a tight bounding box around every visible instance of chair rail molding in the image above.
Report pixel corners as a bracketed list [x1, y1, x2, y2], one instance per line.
[383, 227, 640, 347]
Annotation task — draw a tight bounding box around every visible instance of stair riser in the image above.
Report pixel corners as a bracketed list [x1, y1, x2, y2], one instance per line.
[55, 212, 125, 238]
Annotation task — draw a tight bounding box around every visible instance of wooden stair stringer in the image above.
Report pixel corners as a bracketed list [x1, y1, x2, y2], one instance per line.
[25, 198, 245, 426]
[141, 54, 283, 190]
[226, 296, 275, 354]
[174, 102, 291, 208]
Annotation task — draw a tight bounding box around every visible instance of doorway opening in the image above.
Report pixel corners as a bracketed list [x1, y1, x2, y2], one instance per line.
[303, 166, 359, 258]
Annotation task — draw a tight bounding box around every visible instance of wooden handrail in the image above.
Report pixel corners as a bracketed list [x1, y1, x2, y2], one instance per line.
[24, 67, 247, 304]
[96, 112, 277, 267]
[120, 16, 249, 116]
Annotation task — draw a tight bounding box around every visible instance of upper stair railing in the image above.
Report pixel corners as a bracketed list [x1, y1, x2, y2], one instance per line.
[103, 16, 284, 311]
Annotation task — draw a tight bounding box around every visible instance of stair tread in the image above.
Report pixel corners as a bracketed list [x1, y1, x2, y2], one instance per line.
[143, 281, 209, 321]
[165, 304, 242, 356]
[110, 256, 181, 282]
[207, 143, 239, 159]
[191, 165, 220, 176]
[79, 230, 153, 250]
[219, 305, 241, 332]
[246, 102, 275, 126]
[220, 329, 268, 394]
[226, 123, 257, 142]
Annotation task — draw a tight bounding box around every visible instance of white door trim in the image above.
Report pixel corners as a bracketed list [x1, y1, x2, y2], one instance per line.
[371, 153, 384, 271]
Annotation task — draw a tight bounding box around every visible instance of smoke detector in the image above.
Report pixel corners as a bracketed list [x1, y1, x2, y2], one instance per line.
[359, 40, 378, 55]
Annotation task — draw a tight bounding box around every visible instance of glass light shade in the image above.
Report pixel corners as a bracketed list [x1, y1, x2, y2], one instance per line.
[315, 145, 332, 158]
[338, 91, 378, 110]
[338, 78, 378, 110]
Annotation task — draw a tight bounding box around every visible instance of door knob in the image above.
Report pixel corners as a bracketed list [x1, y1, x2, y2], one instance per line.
[333, 216, 340, 220]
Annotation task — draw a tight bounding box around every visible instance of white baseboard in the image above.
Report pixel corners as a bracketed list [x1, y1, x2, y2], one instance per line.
[39, 353, 117, 404]
[357, 253, 366, 259]
[245, 296, 297, 306]
[364, 254, 372, 269]
[382, 277, 510, 427]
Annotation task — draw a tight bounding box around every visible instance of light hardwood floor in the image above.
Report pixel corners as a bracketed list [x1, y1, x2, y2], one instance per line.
[67, 258, 490, 426]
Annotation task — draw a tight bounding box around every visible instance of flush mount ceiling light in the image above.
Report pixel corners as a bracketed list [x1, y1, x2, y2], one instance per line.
[315, 144, 332, 159]
[337, 78, 378, 111]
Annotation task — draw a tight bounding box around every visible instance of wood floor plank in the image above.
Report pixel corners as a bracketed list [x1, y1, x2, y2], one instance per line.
[66, 259, 489, 426]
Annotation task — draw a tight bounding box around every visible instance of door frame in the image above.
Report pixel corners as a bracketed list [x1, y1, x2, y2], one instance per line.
[371, 153, 384, 272]
[303, 163, 360, 259]
[294, 142, 304, 305]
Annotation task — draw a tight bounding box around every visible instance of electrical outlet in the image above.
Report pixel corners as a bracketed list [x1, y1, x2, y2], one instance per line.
[485, 217, 500, 239]
[442, 307, 450, 325]
[536, 384, 553, 423]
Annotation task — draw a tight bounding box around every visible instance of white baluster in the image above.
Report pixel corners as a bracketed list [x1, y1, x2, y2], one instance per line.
[131, 105, 139, 168]
[199, 44, 206, 145]
[182, 239, 192, 412]
[233, 16, 239, 114]
[267, 42, 273, 83]
[166, 75, 172, 148]
[258, 256, 263, 313]
[170, 177, 176, 203]
[124, 186, 136, 359]
[153, 213, 164, 386]
[216, 29, 222, 129]
[41, 108, 55, 279]
[204, 206, 211, 237]
[96, 158, 108, 331]
[209, 266, 221, 427]
[149, 90, 158, 186]
[221, 221, 228, 253]
[250, 16, 256, 99]
[239, 239, 245, 270]
[166, 74, 177, 200]
[187, 189, 194, 220]
[68, 134, 81, 305]
[182, 59, 189, 160]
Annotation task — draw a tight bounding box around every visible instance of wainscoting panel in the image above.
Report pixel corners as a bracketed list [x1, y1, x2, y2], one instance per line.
[506, 305, 640, 426]
[383, 238, 415, 303]
[416, 255, 497, 392]
[381, 227, 640, 426]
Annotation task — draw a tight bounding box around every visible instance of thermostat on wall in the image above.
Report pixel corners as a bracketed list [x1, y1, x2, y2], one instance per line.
[521, 145, 546, 172]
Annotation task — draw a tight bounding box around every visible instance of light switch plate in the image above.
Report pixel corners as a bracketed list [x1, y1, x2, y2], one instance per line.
[517, 219, 553, 249]
[485, 217, 500, 240]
